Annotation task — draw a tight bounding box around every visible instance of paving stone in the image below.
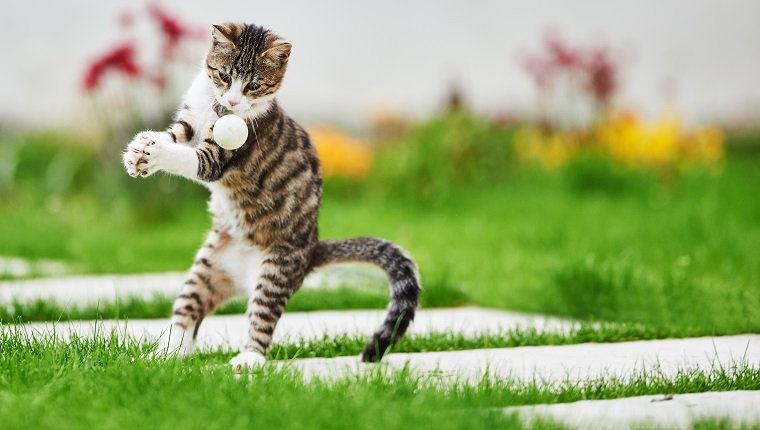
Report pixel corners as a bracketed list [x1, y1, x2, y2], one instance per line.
[18, 307, 571, 350]
[278, 334, 760, 385]
[0, 265, 387, 306]
[505, 391, 760, 429]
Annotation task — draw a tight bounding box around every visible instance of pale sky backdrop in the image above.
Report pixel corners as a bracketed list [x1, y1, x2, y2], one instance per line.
[1, 0, 759, 129]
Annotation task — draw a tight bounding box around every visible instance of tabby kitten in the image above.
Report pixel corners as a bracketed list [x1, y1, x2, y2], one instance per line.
[123, 23, 421, 370]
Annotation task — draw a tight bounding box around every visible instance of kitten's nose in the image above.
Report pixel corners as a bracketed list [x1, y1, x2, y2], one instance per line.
[229, 100, 239, 107]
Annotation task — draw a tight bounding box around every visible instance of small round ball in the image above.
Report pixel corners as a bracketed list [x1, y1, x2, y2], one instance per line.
[213, 115, 248, 150]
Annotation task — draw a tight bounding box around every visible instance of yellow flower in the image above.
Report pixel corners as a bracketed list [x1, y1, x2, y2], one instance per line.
[515, 107, 724, 171]
[307, 126, 374, 179]
[514, 127, 575, 169]
[688, 125, 725, 165]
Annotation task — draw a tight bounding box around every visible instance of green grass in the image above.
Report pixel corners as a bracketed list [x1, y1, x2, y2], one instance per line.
[1, 125, 759, 337]
[1, 327, 758, 430]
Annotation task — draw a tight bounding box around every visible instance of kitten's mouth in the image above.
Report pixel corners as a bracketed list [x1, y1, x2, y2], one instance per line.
[222, 96, 274, 118]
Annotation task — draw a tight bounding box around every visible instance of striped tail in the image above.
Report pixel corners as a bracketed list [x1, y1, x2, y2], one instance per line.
[309, 237, 421, 362]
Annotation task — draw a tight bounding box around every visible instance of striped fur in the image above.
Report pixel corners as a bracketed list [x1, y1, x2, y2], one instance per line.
[123, 23, 421, 366]
[311, 239, 421, 361]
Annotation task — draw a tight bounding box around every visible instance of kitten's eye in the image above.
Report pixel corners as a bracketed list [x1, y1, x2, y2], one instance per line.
[218, 72, 231, 84]
[245, 82, 261, 92]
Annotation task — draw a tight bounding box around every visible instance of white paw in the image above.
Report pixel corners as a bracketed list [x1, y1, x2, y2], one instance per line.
[123, 131, 173, 178]
[147, 324, 195, 360]
[146, 347, 175, 361]
[230, 351, 267, 373]
[150, 342, 193, 360]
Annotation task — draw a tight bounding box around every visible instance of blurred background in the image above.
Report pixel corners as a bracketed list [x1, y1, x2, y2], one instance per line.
[1, 1, 759, 335]
[2, 1, 760, 128]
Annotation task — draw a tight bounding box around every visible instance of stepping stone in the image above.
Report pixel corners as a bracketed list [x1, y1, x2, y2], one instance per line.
[0, 265, 387, 306]
[278, 334, 760, 385]
[505, 391, 760, 429]
[18, 307, 570, 350]
[0, 272, 186, 305]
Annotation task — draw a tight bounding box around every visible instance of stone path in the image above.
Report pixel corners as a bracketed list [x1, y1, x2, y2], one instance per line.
[506, 391, 760, 430]
[277, 332, 759, 384]
[0, 265, 387, 305]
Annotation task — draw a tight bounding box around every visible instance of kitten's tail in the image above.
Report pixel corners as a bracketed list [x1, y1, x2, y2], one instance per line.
[309, 237, 421, 362]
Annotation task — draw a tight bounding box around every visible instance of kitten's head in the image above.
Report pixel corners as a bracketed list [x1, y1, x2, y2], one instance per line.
[206, 23, 292, 118]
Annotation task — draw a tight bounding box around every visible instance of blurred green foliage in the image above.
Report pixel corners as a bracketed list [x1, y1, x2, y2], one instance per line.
[354, 113, 516, 201]
[0, 132, 207, 222]
[559, 153, 660, 196]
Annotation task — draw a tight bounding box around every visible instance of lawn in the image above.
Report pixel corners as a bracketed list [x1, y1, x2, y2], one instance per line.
[1, 118, 759, 429]
[1, 122, 759, 338]
[1, 327, 757, 430]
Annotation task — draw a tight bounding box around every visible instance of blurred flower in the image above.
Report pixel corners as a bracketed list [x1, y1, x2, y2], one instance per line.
[370, 108, 409, 141]
[520, 31, 620, 127]
[514, 127, 576, 170]
[545, 32, 582, 69]
[308, 126, 374, 179]
[119, 10, 135, 28]
[516, 30, 722, 175]
[583, 48, 617, 106]
[81, 3, 206, 144]
[148, 3, 205, 60]
[515, 108, 724, 171]
[83, 3, 204, 94]
[82, 43, 140, 92]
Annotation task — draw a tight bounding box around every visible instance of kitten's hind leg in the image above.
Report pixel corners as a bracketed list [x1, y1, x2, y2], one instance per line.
[157, 230, 237, 358]
[229, 248, 308, 372]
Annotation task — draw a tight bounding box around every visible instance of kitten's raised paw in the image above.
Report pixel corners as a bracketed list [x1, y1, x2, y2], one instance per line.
[123, 131, 173, 177]
[230, 351, 266, 373]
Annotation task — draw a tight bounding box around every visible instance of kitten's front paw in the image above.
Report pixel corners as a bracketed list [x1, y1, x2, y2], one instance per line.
[123, 132, 173, 177]
[150, 324, 196, 358]
[230, 351, 266, 373]
[149, 341, 191, 360]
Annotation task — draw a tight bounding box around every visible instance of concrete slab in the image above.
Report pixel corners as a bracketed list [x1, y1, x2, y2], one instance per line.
[0, 256, 71, 278]
[1, 272, 186, 305]
[15, 307, 571, 350]
[505, 391, 760, 429]
[278, 335, 760, 384]
[0, 265, 387, 306]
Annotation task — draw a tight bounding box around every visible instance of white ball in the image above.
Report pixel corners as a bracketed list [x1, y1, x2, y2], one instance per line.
[213, 114, 248, 150]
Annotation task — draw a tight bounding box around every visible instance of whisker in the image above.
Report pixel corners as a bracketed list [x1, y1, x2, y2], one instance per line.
[251, 116, 263, 153]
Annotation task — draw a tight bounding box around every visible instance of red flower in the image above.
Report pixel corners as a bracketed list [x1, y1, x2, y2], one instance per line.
[520, 30, 619, 106]
[520, 51, 553, 90]
[149, 72, 167, 90]
[583, 48, 617, 105]
[148, 3, 205, 60]
[82, 43, 141, 92]
[544, 33, 581, 69]
[119, 10, 134, 28]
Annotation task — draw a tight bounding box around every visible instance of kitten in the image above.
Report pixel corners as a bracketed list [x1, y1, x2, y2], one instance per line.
[123, 23, 421, 370]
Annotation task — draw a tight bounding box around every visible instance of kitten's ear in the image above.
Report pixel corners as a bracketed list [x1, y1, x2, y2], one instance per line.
[212, 24, 244, 47]
[262, 40, 292, 62]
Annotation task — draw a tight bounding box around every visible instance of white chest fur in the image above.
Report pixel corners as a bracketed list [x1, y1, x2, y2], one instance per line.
[207, 182, 237, 225]
[207, 183, 264, 296]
